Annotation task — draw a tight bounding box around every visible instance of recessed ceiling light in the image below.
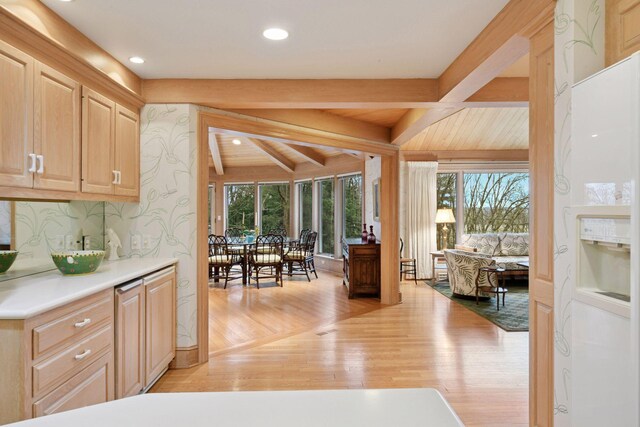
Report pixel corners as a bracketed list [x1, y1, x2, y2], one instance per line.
[232, 139, 242, 145]
[263, 28, 289, 41]
[129, 56, 145, 64]
[58, 0, 74, 2]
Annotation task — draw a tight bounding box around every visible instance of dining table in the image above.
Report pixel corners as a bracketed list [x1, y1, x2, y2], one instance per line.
[216, 237, 298, 285]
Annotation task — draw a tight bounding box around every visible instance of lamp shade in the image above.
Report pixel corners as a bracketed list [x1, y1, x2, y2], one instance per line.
[435, 208, 456, 224]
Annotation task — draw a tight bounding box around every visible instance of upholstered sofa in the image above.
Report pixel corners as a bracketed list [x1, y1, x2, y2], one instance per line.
[443, 250, 496, 297]
[456, 233, 529, 272]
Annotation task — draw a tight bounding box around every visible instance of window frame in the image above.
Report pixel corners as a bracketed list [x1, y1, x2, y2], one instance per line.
[223, 182, 256, 232]
[436, 162, 529, 242]
[257, 181, 291, 235]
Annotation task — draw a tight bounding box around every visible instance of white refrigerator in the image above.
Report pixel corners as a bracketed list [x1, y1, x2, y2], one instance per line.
[570, 52, 639, 426]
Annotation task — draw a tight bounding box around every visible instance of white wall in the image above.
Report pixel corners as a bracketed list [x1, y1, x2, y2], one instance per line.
[105, 104, 199, 349]
[553, 0, 605, 424]
[364, 156, 381, 239]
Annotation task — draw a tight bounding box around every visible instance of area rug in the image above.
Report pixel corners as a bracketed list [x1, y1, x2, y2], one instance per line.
[428, 281, 529, 332]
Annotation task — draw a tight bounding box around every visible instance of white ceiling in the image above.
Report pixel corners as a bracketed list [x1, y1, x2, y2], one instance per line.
[42, 0, 509, 79]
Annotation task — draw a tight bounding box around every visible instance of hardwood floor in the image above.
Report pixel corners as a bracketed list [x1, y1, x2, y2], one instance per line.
[207, 273, 382, 355]
[154, 274, 529, 427]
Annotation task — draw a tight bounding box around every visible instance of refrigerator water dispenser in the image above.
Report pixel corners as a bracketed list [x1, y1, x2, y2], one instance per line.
[575, 213, 631, 317]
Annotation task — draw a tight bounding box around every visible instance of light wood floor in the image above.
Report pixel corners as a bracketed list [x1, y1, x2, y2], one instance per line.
[154, 274, 529, 427]
[207, 273, 383, 355]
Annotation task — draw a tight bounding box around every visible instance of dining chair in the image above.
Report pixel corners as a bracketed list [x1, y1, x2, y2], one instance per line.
[284, 231, 318, 282]
[248, 234, 284, 288]
[224, 227, 244, 244]
[400, 238, 418, 285]
[208, 235, 242, 289]
[267, 226, 287, 238]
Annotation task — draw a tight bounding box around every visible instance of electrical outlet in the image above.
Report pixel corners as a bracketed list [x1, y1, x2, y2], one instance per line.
[54, 235, 65, 250]
[64, 235, 75, 250]
[131, 235, 141, 250]
[142, 235, 151, 249]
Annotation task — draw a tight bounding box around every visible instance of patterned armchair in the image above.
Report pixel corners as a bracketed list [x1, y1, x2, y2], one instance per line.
[444, 249, 497, 298]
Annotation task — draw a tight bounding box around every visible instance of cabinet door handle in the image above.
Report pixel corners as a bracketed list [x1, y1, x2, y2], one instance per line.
[36, 155, 44, 174]
[112, 170, 118, 184]
[28, 153, 36, 173]
[116, 170, 122, 185]
[74, 349, 92, 360]
[74, 318, 91, 328]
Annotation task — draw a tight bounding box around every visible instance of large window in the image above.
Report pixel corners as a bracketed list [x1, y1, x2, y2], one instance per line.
[341, 174, 362, 239]
[225, 184, 255, 231]
[317, 179, 334, 255]
[297, 181, 313, 233]
[436, 170, 530, 247]
[259, 182, 290, 234]
[463, 172, 529, 234]
[436, 173, 457, 250]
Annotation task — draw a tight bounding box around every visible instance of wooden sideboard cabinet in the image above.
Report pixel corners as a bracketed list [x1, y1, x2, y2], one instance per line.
[342, 238, 381, 299]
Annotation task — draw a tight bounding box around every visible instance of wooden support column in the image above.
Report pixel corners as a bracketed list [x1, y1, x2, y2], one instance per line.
[380, 152, 400, 305]
[528, 21, 554, 427]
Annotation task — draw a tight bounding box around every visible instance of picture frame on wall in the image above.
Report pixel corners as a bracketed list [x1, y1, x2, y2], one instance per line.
[373, 178, 380, 222]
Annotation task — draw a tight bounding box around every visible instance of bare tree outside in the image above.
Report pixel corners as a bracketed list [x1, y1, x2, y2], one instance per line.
[436, 172, 530, 248]
[463, 173, 529, 234]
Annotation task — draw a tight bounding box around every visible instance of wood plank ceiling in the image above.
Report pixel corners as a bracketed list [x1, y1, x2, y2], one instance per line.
[208, 132, 344, 172]
[402, 107, 529, 151]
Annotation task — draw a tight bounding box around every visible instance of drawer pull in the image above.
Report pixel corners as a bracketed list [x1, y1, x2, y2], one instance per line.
[74, 349, 92, 360]
[74, 318, 92, 328]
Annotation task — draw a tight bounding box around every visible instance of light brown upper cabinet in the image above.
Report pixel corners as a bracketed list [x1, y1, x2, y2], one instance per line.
[82, 87, 116, 195]
[34, 62, 81, 192]
[114, 105, 140, 197]
[0, 40, 81, 193]
[0, 39, 34, 189]
[82, 87, 140, 199]
[606, 0, 640, 66]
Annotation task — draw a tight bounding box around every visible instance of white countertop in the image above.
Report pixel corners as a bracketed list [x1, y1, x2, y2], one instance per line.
[7, 388, 464, 427]
[0, 257, 178, 319]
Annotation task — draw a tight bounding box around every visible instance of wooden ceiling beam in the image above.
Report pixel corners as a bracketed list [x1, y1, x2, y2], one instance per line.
[464, 77, 528, 106]
[228, 109, 389, 143]
[400, 149, 529, 162]
[438, 0, 555, 103]
[207, 132, 224, 175]
[143, 79, 439, 109]
[391, 107, 464, 146]
[201, 109, 398, 156]
[390, 0, 555, 146]
[243, 137, 296, 173]
[282, 144, 326, 167]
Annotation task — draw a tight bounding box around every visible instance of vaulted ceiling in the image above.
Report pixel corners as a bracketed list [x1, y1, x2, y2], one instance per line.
[208, 132, 351, 173]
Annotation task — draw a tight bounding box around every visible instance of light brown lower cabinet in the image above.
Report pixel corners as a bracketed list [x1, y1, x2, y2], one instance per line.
[144, 267, 176, 388]
[32, 352, 114, 417]
[115, 267, 176, 399]
[0, 266, 176, 425]
[115, 280, 145, 399]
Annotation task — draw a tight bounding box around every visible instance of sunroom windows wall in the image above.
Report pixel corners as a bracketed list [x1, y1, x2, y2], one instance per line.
[435, 162, 530, 248]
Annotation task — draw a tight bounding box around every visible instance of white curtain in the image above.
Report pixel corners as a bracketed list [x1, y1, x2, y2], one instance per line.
[402, 162, 438, 279]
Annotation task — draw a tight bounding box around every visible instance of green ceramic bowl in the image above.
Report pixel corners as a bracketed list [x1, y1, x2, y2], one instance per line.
[51, 250, 105, 275]
[0, 250, 18, 274]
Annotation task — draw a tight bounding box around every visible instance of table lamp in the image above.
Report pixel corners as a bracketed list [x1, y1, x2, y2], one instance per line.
[435, 208, 456, 250]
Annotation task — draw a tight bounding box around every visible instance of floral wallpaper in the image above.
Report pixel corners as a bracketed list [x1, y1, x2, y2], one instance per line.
[0, 201, 10, 246]
[0, 200, 104, 261]
[105, 104, 198, 348]
[553, 0, 604, 424]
